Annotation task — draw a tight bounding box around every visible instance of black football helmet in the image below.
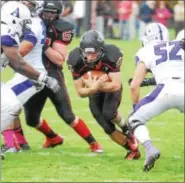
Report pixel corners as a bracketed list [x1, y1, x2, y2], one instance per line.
[80, 30, 105, 68]
[41, 1, 64, 25]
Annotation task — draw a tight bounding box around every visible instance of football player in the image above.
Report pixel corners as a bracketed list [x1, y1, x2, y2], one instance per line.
[67, 30, 141, 160]
[128, 23, 184, 171]
[15, 1, 103, 153]
[1, 1, 59, 158]
[1, 0, 55, 153]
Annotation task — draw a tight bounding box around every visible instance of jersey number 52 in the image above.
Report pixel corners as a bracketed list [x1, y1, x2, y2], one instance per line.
[154, 41, 183, 65]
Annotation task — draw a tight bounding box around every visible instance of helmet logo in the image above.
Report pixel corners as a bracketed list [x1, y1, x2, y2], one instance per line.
[11, 8, 20, 18]
[84, 48, 95, 52]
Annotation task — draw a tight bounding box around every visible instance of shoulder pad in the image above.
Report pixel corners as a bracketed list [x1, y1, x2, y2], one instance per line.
[53, 19, 74, 44]
[53, 19, 74, 32]
[104, 44, 123, 63]
[67, 47, 81, 67]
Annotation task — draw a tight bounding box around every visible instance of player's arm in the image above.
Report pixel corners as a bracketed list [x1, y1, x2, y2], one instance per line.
[74, 78, 100, 98]
[130, 62, 147, 106]
[2, 45, 40, 80]
[44, 19, 74, 67]
[43, 41, 68, 67]
[99, 71, 122, 92]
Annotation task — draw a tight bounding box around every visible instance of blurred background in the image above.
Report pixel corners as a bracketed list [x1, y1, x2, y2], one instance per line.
[58, 0, 184, 40]
[1, 0, 184, 40]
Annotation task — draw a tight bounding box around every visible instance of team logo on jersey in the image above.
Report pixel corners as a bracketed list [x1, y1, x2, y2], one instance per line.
[11, 8, 20, 18]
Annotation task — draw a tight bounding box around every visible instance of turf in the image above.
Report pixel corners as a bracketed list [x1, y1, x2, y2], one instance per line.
[1, 32, 184, 182]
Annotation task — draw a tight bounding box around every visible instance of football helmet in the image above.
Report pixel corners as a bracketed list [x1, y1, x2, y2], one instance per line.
[80, 30, 105, 68]
[1, 1, 31, 37]
[141, 23, 169, 46]
[22, 0, 44, 17]
[176, 29, 184, 40]
[41, 1, 64, 25]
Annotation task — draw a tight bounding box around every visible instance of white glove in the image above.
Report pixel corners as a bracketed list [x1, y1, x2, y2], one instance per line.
[38, 73, 60, 93]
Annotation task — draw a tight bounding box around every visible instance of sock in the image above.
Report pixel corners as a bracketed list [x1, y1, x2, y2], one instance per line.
[134, 125, 151, 144]
[123, 141, 132, 151]
[14, 127, 28, 145]
[143, 140, 153, 152]
[72, 118, 96, 144]
[37, 119, 57, 138]
[2, 129, 15, 147]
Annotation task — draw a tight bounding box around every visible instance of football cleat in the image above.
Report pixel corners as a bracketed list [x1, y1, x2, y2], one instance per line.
[143, 152, 160, 172]
[89, 142, 103, 153]
[124, 150, 141, 160]
[1, 152, 5, 160]
[42, 135, 64, 148]
[125, 131, 139, 151]
[20, 143, 31, 150]
[1, 145, 22, 153]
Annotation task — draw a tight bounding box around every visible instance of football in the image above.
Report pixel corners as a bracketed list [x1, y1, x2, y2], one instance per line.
[82, 70, 111, 82]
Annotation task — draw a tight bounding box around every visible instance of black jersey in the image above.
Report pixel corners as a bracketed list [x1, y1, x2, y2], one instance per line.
[67, 44, 123, 80]
[43, 19, 74, 71]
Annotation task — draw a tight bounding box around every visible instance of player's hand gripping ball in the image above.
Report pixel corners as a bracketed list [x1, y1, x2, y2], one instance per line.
[82, 70, 111, 87]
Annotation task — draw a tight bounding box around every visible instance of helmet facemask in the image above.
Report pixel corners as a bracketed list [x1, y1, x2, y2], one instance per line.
[80, 47, 104, 69]
[22, 0, 44, 17]
[80, 30, 105, 69]
[41, 1, 63, 26]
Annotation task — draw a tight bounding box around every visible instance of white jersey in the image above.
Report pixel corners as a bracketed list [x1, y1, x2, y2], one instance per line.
[5, 16, 46, 105]
[136, 40, 184, 84]
[23, 16, 46, 73]
[1, 23, 20, 72]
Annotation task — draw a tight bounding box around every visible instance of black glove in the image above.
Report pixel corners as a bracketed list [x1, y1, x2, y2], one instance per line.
[128, 78, 133, 85]
[140, 77, 156, 87]
[128, 77, 156, 87]
[38, 73, 60, 93]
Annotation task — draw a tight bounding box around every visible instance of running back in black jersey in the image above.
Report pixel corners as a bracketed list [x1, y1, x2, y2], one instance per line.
[67, 44, 123, 80]
[43, 19, 74, 71]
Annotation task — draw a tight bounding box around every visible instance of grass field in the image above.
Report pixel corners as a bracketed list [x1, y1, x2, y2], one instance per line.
[1, 32, 184, 182]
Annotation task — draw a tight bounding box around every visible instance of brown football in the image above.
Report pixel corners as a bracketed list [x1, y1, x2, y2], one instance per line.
[82, 70, 111, 82]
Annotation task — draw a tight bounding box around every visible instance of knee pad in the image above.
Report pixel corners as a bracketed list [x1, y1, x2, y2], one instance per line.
[1, 102, 22, 131]
[103, 110, 116, 122]
[128, 119, 144, 133]
[9, 102, 22, 116]
[61, 112, 75, 125]
[25, 111, 40, 127]
[103, 123, 116, 135]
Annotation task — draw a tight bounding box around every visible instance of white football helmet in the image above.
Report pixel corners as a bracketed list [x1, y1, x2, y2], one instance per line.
[141, 23, 169, 46]
[22, 0, 44, 17]
[1, 1, 31, 37]
[176, 29, 184, 40]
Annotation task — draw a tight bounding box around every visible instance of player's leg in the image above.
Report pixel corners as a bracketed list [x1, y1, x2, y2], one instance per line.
[24, 87, 63, 148]
[1, 83, 22, 132]
[13, 117, 30, 150]
[102, 88, 140, 159]
[128, 84, 170, 171]
[89, 92, 139, 159]
[48, 70, 103, 152]
[2, 117, 30, 152]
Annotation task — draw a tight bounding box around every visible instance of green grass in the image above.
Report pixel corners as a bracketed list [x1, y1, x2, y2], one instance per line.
[1, 33, 184, 182]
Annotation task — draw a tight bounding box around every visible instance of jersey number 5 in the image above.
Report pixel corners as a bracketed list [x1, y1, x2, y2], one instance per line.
[154, 41, 182, 65]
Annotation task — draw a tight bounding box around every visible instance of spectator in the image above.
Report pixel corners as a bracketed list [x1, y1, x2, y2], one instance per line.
[95, 0, 116, 39]
[173, 1, 184, 36]
[60, 1, 76, 30]
[129, 1, 140, 40]
[117, 0, 133, 40]
[138, 1, 156, 39]
[153, 1, 172, 27]
[73, 0, 86, 37]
